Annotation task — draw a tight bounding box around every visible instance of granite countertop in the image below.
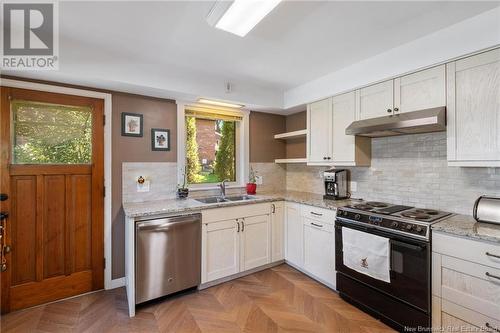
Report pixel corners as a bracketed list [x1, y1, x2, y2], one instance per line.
[123, 190, 359, 218]
[432, 214, 500, 244]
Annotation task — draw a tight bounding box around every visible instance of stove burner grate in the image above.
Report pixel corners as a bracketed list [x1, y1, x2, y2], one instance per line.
[352, 204, 373, 210]
[366, 201, 389, 208]
[401, 211, 431, 220]
[414, 209, 439, 215]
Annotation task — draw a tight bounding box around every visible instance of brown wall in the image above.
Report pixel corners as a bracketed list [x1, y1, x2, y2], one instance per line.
[285, 111, 307, 159]
[249, 111, 286, 162]
[112, 93, 177, 278]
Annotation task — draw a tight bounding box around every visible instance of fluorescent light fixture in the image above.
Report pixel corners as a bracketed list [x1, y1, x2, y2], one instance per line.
[207, 0, 282, 37]
[198, 98, 244, 109]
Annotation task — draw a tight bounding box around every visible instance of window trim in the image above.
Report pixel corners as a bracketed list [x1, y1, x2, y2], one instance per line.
[177, 101, 249, 191]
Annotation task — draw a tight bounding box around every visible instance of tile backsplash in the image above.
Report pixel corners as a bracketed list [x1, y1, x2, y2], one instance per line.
[287, 132, 500, 215]
[122, 162, 178, 203]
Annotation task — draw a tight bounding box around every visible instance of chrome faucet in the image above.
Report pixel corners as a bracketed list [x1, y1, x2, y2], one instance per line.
[219, 179, 230, 199]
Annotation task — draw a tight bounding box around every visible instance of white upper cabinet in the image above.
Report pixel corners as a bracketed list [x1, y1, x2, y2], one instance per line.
[356, 80, 394, 120]
[331, 92, 371, 166]
[447, 48, 500, 167]
[307, 98, 333, 164]
[394, 65, 446, 114]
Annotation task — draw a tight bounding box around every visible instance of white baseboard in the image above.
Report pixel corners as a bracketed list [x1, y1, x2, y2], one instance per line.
[107, 277, 126, 289]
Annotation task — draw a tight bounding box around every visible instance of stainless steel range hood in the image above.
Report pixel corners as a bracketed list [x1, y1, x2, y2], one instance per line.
[345, 107, 446, 137]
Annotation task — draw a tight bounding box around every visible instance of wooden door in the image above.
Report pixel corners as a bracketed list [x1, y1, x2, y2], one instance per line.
[307, 98, 332, 164]
[356, 80, 394, 120]
[0, 87, 104, 313]
[394, 65, 446, 114]
[240, 214, 270, 271]
[447, 48, 500, 164]
[202, 219, 239, 283]
[271, 202, 284, 262]
[285, 203, 303, 268]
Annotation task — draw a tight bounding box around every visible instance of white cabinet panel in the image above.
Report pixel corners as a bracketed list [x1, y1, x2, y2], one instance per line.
[271, 202, 285, 262]
[356, 80, 394, 120]
[303, 220, 335, 288]
[285, 203, 303, 268]
[240, 215, 271, 271]
[202, 219, 239, 283]
[447, 48, 500, 166]
[331, 92, 371, 166]
[307, 98, 333, 164]
[394, 65, 446, 114]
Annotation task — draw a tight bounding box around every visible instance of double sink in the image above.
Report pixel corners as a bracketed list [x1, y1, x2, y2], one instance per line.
[195, 195, 256, 204]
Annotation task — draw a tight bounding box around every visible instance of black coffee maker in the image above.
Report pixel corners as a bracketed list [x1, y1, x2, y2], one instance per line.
[323, 169, 349, 200]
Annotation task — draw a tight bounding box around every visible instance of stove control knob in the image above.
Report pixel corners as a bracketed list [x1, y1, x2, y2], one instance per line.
[415, 226, 423, 233]
[343, 211, 349, 217]
[391, 222, 399, 228]
[354, 214, 361, 220]
[406, 224, 413, 231]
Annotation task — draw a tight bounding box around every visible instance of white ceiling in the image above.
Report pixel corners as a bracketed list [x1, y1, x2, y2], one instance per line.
[5, 1, 500, 112]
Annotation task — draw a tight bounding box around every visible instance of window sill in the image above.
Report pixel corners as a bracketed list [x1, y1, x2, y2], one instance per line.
[188, 184, 245, 192]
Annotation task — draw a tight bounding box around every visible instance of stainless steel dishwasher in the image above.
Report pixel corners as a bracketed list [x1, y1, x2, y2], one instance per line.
[135, 213, 201, 304]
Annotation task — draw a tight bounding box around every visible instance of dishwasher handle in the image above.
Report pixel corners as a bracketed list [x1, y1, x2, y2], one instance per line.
[136, 214, 201, 231]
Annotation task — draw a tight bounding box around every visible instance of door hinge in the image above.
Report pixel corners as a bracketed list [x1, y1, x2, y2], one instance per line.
[103, 258, 106, 269]
[103, 186, 106, 197]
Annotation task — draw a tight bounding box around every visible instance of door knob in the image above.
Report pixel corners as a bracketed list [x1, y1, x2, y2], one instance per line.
[0, 194, 7, 201]
[0, 212, 7, 220]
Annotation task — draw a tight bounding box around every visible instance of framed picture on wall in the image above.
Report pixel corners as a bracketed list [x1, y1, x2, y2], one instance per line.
[121, 112, 143, 137]
[151, 128, 170, 151]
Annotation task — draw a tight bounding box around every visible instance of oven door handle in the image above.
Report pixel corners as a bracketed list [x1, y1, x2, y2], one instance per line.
[391, 239, 425, 251]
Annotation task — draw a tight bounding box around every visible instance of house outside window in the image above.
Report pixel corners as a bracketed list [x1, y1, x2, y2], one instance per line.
[178, 104, 249, 189]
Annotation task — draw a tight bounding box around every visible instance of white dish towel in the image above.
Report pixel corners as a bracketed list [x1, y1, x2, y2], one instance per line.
[342, 227, 391, 283]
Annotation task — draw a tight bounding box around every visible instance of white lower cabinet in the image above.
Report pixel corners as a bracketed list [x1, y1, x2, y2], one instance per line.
[201, 203, 274, 284]
[271, 202, 285, 262]
[303, 218, 335, 288]
[432, 232, 500, 331]
[240, 215, 271, 271]
[285, 202, 303, 268]
[202, 219, 240, 283]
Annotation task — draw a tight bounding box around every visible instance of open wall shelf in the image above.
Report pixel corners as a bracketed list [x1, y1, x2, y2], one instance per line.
[273, 129, 307, 140]
[274, 158, 307, 164]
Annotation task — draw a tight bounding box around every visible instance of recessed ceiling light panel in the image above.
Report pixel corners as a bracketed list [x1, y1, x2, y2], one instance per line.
[198, 98, 244, 109]
[207, 0, 282, 37]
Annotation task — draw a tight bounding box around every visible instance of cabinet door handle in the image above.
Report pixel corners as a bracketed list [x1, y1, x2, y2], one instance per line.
[271, 204, 275, 214]
[486, 272, 500, 281]
[311, 223, 323, 228]
[237, 221, 240, 232]
[241, 220, 245, 232]
[486, 252, 500, 259]
[485, 323, 500, 333]
[310, 212, 323, 216]
[387, 109, 392, 113]
[393, 107, 399, 112]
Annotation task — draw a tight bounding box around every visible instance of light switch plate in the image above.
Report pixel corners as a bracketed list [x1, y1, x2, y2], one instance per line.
[255, 175, 263, 185]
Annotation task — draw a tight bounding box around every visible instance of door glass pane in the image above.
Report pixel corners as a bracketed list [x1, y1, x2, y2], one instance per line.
[12, 100, 93, 164]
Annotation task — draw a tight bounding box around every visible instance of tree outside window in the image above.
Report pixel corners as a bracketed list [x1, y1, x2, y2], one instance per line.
[185, 116, 236, 184]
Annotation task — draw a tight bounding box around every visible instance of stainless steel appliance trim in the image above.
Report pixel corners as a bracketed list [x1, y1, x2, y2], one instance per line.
[345, 107, 446, 137]
[335, 216, 429, 241]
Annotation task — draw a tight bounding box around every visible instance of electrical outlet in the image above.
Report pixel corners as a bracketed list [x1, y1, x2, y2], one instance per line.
[350, 181, 357, 192]
[255, 175, 263, 185]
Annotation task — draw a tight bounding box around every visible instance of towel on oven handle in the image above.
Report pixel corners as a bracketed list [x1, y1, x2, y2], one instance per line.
[342, 227, 390, 283]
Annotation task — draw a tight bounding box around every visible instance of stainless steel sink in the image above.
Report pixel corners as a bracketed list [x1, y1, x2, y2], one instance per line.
[226, 195, 256, 201]
[194, 196, 228, 204]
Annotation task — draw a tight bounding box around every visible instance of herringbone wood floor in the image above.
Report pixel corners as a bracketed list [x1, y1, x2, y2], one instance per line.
[0, 264, 395, 332]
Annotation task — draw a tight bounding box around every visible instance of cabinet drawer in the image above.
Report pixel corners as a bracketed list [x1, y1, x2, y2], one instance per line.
[442, 299, 500, 330]
[303, 217, 334, 233]
[433, 232, 500, 270]
[202, 203, 270, 223]
[300, 205, 336, 224]
[440, 255, 500, 320]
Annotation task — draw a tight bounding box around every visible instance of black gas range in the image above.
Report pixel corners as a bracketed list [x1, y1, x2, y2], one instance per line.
[337, 201, 452, 241]
[335, 201, 452, 331]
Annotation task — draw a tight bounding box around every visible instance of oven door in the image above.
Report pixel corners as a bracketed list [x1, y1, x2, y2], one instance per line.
[335, 219, 430, 313]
